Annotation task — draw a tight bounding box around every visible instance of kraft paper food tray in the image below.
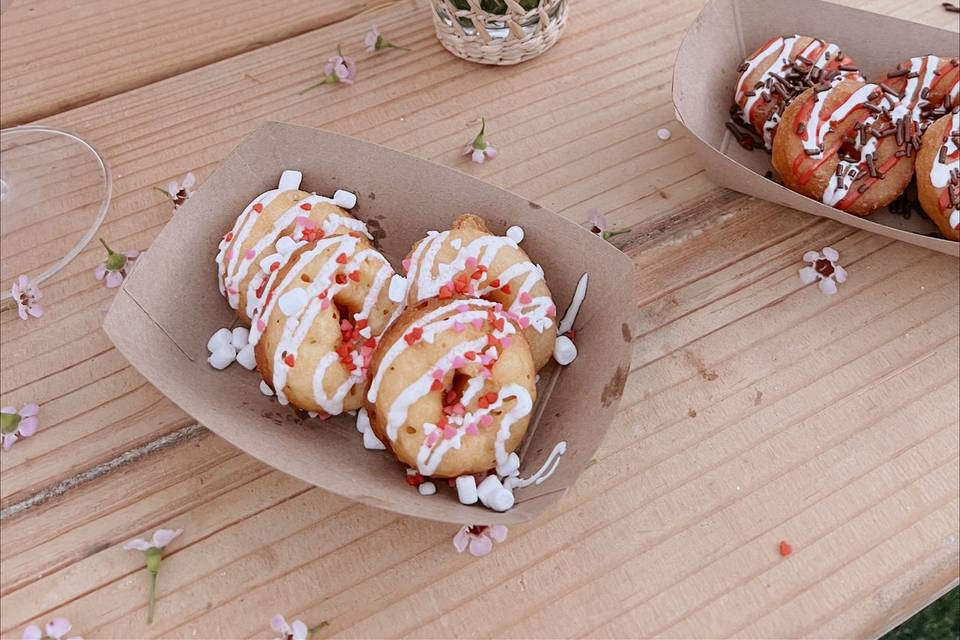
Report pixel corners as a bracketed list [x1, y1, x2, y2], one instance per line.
[673, 0, 960, 257]
[102, 122, 634, 525]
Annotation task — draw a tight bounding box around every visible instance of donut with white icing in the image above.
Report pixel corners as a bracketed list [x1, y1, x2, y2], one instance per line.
[402, 214, 557, 370]
[216, 188, 369, 324]
[916, 110, 960, 241]
[772, 80, 915, 216]
[365, 297, 537, 478]
[877, 56, 959, 129]
[251, 233, 400, 415]
[733, 35, 864, 150]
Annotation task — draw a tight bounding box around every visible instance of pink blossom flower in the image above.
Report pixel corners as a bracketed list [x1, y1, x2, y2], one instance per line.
[21, 618, 81, 640]
[464, 118, 497, 164]
[94, 239, 140, 288]
[10, 274, 43, 320]
[586, 208, 629, 240]
[1, 403, 39, 450]
[364, 24, 410, 53]
[303, 46, 357, 92]
[453, 524, 508, 557]
[799, 246, 847, 295]
[155, 172, 196, 209]
[124, 528, 183, 624]
[271, 614, 328, 640]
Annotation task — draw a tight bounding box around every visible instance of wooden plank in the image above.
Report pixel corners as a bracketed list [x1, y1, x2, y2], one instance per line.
[0, 0, 384, 126]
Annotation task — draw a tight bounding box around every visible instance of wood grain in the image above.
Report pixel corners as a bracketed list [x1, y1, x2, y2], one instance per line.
[0, 0, 957, 637]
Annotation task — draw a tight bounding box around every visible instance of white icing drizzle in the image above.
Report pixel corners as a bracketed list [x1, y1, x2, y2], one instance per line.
[405, 230, 556, 334]
[557, 273, 588, 336]
[504, 441, 567, 489]
[931, 111, 959, 189]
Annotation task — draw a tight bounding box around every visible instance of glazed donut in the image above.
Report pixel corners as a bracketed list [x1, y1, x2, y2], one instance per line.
[877, 56, 959, 128]
[250, 233, 400, 415]
[402, 214, 557, 370]
[365, 297, 537, 478]
[772, 80, 915, 216]
[733, 35, 863, 149]
[216, 187, 369, 324]
[916, 110, 960, 241]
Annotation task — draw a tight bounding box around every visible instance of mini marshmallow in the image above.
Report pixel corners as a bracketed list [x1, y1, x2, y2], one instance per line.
[208, 343, 236, 370]
[275, 236, 297, 256]
[505, 225, 524, 244]
[456, 475, 479, 505]
[418, 482, 437, 496]
[388, 274, 407, 303]
[553, 335, 578, 366]
[497, 452, 521, 478]
[259, 380, 274, 396]
[236, 343, 257, 370]
[278, 287, 309, 316]
[259, 253, 282, 273]
[363, 425, 387, 450]
[278, 170, 303, 190]
[657, 128, 672, 141]
[207, 328, 232, 353]
[488, 487, 515, 512]
[332, 189, 357, 209]
[356, 407, 371, 434]
[477, 474, 505, 508]
[231, 326, 250, 350]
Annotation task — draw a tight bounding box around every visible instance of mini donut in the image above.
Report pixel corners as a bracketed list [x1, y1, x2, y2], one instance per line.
[216, 188, 370, 324]
[916, 110, 960, 241]
[365, 297, 537, 478]
[402, 214, 557, 370]
[878, 55, 959, 129]
[772, 80, 915, 216]
[733, 35, 864, 149]
[250, 233, 400, 415]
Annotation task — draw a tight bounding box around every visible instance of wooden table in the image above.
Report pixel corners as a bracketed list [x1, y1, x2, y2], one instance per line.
[1, 0, 958, 637]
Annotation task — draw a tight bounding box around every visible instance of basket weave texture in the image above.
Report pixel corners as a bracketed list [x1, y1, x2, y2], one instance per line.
[431, 0, 568, 65]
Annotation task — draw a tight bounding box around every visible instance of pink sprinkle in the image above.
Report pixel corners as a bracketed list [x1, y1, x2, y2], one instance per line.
[361, 346, 374, 358]
[427, 431, 440, 446]
[245, 248, 256, 260]
[519, 292, 532, 304]
[402, 258, 412, 271]
[452, 403, 465, 416]
[547, 305, 556, 317]
[454, 321, 465, 333]
[507, 311, 520, 322]
[341, 319, 353, 331]
[481, 368, 492, 378]
[225, 249, 233, 260]
[227, 286, 238, 295]
[480, 415, 493, 427]
[494, 303, 503, 312]
[519, 317, 530, 329]
[481, 354, 493, 366]
[321, 299, 331, 310]
[443, 426, 457, 440]
[500, 336, 512, 348]
[457, 304, 470, 313]
[432, 369, 444, 379]
[257, 319, 266, 331]
[466, 256, 478, 268]
[471, 318, 484, 330]
[316, 411, 331, 421]
[452, 355, 466, 368]
[466, 423, 479, 436]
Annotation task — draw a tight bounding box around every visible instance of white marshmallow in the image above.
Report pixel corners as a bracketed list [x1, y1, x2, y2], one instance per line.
[278, 287, 308, 316]
[259, 380, 274, 396]
[275, 236, 297, 256]
[477, 474, 505, 508]
[208, 343, 236, 370]
[308, 411, 318, 418]
[333, 189, 357, 209]
[236, 343, 257, 370]
[363, 425, 386, 450]
[657, 128, 672, 141]
[259, 253, 282, 274]
[356, 407, 370, 434]
[278, 170, 303, 190]
[497, 452, 521, 478]
[553, 335, 578, 366]
[207, 328, 232, 353]
[388, 274, 407, 303]
[456, 475, 479, 505]
[231, 326, 250, 350]
[488, 487, 515, 512]
[505, 225, 524, 244]
[418, 481, 437, 496]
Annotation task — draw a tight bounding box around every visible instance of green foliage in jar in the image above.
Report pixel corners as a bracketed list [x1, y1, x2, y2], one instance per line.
[450, 0, 541, 14]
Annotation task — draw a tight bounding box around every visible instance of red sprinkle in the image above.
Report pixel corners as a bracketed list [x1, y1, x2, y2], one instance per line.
[269, 262, 280, 272]
[363, 337, 377, 348]
[464, 351, 476, 361]
[404, 327, 424, 345]
[300, 202, 313, 211]
[348, 231, 362, 238]
[405, 472, 423, 486]
[501, 283, 512, 294]
[438, 284, 453, 299]
[488, 279, 501, 289]
[348, 270, 361, 282]
[431, 379, 443, 391]
[224, 232, 233, 242]
[283, 353, 296, 367]
[336, 253, 348, 264]
[252, 203, 263, 213]
[335, 273, 347, 285]
[779, 540, 793, 557]
[485, 392, 498, 404]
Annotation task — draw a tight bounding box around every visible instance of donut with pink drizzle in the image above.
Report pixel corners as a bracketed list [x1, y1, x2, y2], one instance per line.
[772, 80, 915, 216]
[365, 297, 537, 478]
[402, 214, 557, 370]
[916, 109, 960, 241]
[252, 233, 400, 415]
[733, 34, 863, 150]
[215, 174, 368, 324]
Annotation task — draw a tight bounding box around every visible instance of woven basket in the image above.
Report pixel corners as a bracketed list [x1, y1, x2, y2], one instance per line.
[431, 0, 568, 65]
